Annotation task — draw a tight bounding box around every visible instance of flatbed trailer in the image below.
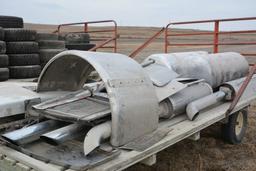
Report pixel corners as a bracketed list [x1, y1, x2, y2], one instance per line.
[0, 71, 255, 171]
[0, 98, 253, 171]
[0, 16, 256, 171]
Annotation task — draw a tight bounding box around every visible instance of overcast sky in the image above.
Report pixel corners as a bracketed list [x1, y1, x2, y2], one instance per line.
[1, 0, 256, 30]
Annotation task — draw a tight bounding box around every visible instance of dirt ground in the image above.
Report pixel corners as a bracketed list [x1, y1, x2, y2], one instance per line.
[26, 23, 256, 171]
[126, 106, 256, 171]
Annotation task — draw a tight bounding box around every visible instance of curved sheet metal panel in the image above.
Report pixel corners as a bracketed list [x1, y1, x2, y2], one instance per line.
[37, 50, 159, 146]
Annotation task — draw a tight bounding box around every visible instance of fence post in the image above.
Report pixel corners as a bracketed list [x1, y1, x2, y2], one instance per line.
[84, 23, 88, 32]
[213, 21, 219, 53]
[164, 26, 169, 53]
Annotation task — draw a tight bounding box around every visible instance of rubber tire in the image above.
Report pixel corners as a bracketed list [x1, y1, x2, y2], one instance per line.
[4, 28, 37, 41]
[63, 33, 90, 43]
[65, 43, 95, 51]
[0, 41, 6, 54]
[36, 33, 58, 41]
[222, 109, 248, 144]
[58, 33, 66, 41]
[0, 54, 8, 67]
[0, 16, 23, 28]
[0, 68, 9, 81]
[9, 65, 41, 79]
[9, 54, 40, 66]
[6, 42, 39, 54]
[0, 27, 4, 40]
[39, 49, 65, 63]
[38, 40, 65, 49]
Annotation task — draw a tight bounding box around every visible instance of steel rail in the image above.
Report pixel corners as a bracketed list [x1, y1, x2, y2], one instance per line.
[56, 20, 118, 52]
[88, 37, 116, 52]
[165, 17, 256, 54]
[129, 27, 165, 58]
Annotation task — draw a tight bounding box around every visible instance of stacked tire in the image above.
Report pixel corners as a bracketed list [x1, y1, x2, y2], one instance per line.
[0, 27, 9, 81]
[59, 33, 95, 51]
[0, 16, 25, 81]
[37, 33, 66, 67]
[5, 28, 41, 79]
[0, 16, 23, 28]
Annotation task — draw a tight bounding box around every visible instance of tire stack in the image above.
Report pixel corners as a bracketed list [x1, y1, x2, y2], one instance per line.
[5, 29, 41, 79]
[0, 27, 8, 81]
[59, 33, 95, 51]
[37, 33, 66, 67]
[0, 16, 26, 81]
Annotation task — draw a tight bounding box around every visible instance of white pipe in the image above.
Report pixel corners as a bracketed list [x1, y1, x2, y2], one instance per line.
[83, 121, 111, 156]
[186, 91, 226, 121]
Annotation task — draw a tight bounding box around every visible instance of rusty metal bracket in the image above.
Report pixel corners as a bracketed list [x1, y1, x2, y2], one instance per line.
[129, 27, 165, 58]
[89, 37, 117, 52]
[225, 64, 256, 117]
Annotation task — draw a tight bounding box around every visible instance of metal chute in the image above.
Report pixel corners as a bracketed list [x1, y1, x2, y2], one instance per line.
[2, 120, 67, 145]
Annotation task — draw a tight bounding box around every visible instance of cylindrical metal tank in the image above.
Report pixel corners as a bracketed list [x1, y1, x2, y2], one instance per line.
[207, 52, 249, 88]
[145, 52, 249, 88]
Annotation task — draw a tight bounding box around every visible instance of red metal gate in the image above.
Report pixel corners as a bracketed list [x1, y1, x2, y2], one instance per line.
[56, 20, 118, 52]
[165, 17, 256, 57]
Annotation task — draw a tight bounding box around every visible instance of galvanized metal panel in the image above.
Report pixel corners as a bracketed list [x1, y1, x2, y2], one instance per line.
[44, 97, 111, 122]
[154, 80, 187, 102]
[37, 50, 159, 146]
[0, 82, 66, 118]
[142, 63, 178, 87]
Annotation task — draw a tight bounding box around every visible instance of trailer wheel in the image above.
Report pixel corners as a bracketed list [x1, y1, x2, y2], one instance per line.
[222, 109, 248, 144]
